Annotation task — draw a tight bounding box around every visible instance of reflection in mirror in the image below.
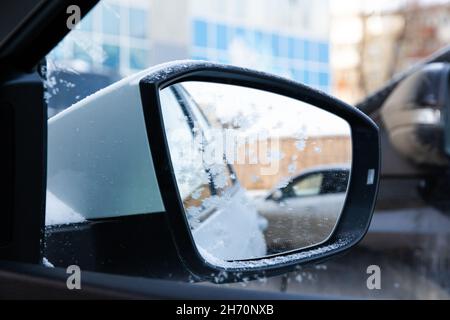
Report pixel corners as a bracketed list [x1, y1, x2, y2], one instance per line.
[159, 81, 352, 263]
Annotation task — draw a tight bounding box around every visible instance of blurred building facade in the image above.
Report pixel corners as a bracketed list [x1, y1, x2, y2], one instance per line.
[50, 0, 331, 92]
[331, 0, 450, 104]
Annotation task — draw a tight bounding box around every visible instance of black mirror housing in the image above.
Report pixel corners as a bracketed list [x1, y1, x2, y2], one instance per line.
[139, 61, 380, 282]
[381, 62, 450, 166]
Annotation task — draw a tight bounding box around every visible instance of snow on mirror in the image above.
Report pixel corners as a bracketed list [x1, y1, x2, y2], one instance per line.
[160, 81, 352, 263]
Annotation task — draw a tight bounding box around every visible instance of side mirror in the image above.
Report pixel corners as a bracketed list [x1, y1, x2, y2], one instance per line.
[47, 61, 379, 283]
[381, 62, 450, 166]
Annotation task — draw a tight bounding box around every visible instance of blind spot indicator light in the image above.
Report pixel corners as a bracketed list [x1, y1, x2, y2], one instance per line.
[366, 169, 375, 185]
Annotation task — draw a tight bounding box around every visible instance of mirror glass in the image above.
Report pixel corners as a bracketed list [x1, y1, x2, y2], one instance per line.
[159, 81, 352, 262]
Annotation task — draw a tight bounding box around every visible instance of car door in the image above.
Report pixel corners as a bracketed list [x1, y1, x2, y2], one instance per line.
[160, 85, 267, 261]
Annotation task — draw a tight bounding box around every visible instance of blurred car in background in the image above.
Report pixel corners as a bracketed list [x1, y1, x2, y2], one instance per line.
[254, 165, 349, 253]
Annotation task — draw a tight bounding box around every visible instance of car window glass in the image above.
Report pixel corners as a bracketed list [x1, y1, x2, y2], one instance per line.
[321, 170, 349, 194]
[292, 173, 324, 197]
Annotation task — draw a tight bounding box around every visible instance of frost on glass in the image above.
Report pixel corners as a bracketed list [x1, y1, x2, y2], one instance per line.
[159, 81, 352, 265]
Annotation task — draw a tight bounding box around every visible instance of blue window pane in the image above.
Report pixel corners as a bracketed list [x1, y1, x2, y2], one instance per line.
[254, 31, 270, 55]
[216, 24, 228, 50]
[304, 40, 311, 61]
[318, 42, 329, 63]
[246, 30, 256, 45]
[303, 70, 311, 84]
[218, 55, 229, 64]
[192, 54, 208, 61]
[289, 38, 304, 59]
[79, 11, 93, 31]
[271, 34, 280, 56]
[130, 48, 148, 70]
[235, 27, 245, 38]
[290, 68, 303, 82]
[271, 65, 283, 76]
[255, 31, 264, 45]
[233, 27, 246, 43]
[193, 20, 208, 47]
[319, 72, 330, 87]
[102, 5, 120, 35]
[102, 44, 120, 69]
[129, 8, 148, 38]
[279, 36, 288, 57]
[288, 37, 295, 58]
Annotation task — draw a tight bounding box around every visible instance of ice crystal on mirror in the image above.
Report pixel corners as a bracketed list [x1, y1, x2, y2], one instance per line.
[295, 139, 307, 151]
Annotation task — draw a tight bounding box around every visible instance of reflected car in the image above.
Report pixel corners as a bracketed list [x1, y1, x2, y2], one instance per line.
[254, 165, 350, 253]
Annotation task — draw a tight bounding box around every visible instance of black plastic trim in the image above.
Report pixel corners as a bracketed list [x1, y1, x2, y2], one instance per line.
[0, 260, 332, 300]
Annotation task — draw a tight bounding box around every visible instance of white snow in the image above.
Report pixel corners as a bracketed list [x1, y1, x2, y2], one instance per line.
[45, 190, 85, 226]
[198, 238, 350, 270]
[42, 257, 55, 268]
